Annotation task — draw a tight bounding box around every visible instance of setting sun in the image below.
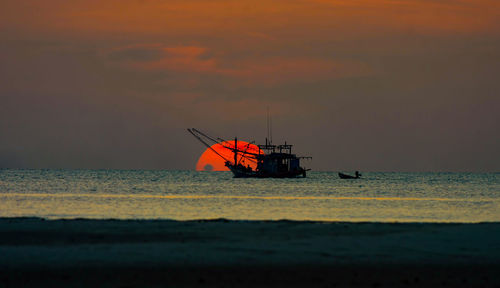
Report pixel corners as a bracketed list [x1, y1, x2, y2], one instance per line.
[196, 141, 262, 171]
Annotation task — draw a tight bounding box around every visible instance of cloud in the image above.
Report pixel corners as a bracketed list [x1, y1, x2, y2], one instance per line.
[218, 58, 372, 86]
[106, 44, 164, 62]
[106, 44, 372, 87]
[140, 46, 217, 73]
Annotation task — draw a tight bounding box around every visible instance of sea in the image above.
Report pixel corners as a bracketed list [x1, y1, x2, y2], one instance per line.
[0, 169, 499, 222]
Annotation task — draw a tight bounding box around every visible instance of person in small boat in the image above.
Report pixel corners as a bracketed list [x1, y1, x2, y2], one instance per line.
[355, 171, 361, 178]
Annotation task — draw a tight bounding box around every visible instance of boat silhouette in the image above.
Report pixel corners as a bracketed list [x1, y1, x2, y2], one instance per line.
[338, 171, 361, 179]
[188, 128, 311, 178]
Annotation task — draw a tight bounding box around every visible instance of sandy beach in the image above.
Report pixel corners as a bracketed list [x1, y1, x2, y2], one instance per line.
[0, 218, 499, 287]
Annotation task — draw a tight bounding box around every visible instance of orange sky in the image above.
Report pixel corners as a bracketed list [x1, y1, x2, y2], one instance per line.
[2, 0, 499, 35]
[0, 1, 499, 171]
[3, 0, 497, 92]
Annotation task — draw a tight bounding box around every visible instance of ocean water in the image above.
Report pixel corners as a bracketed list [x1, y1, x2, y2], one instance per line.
[0, 169, 498, 222]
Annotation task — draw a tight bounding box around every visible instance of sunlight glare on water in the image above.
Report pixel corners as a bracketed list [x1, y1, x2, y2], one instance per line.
[0, 170, 498, 222]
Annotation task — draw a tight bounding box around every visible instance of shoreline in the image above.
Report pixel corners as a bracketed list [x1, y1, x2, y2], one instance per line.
[2, 216, 498, 224]
[1, 217, 500, 287]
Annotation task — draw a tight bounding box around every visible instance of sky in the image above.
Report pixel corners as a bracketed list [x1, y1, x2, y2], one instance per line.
[1, 0, 499, 171]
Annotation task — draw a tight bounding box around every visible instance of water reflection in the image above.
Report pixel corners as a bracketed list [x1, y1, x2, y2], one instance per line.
[0, 170, 499, 222]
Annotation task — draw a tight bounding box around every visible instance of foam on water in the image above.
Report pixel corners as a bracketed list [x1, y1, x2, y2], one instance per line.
[0, 170, 499, 222]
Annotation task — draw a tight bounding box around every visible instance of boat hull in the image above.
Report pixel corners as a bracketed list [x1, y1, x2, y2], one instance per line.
[228, 165, 307, 178]
[338, 172, 359, 179]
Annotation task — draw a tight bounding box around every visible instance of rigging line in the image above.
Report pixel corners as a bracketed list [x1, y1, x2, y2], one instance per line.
[218, 142, 258, 164]
[219, 143, 261, 158]
[191, 128, 220, 145]
[237, 142, 252, 165]
[219, 146, 258, 164]
[187, 129, 230, 162]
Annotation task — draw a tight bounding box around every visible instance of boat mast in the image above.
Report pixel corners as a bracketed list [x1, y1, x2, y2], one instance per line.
[234, 137, 238, 166]
[267, 106, 272, 145]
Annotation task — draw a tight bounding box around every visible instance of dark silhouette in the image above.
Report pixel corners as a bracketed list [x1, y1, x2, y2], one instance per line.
[188, 128, 311, 178]
[338, 171, 361, 179]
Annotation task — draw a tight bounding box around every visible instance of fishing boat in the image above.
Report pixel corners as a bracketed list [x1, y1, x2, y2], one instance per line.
[188, 128, 311, 178]
[338, 171, 361, 179]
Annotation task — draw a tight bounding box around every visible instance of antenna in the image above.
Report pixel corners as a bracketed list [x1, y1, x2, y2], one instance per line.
[270, 114, 273, 144]
[266, 106, 270, 143]
[266, 106, 273, 144]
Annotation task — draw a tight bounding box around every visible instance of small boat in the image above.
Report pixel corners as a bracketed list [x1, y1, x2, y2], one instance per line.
[338, 171, 361, 179]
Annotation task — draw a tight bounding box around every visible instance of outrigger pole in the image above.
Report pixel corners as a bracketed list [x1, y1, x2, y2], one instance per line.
[188, 128, 259, 165]
[191, 128, 224, 144]
[187, 128, 231, 162]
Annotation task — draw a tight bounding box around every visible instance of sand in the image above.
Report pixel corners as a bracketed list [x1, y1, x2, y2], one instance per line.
[0, 218, 499, 287]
